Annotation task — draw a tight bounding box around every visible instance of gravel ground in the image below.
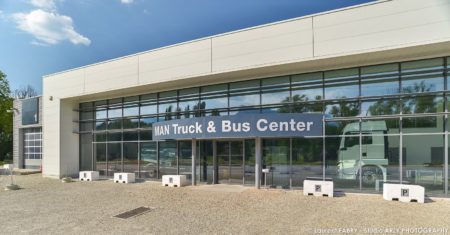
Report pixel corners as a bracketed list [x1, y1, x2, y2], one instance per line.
[0, 174, 449, 235]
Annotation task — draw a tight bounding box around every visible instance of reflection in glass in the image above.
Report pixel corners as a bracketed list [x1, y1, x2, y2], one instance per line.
[178, 141, 192, 183]
[159, 141, 177, 176]
[324, 68, 359, 99]
[107, 143, 122, 176]
[361, 99, 400, 116]
[291, 72, 323, 101]
[403, 135, 444, 196]
[291, 138, 323, 187]
[140, 142, 157, 179]
[361, 63, 399, 96]
[229, 80, 260, 107]
[95, 143, 106, 177]
[262, 139, 290, 189]
[325, 137, 359, 190]
[123, 142, 138, 178]
[325, 101, 359, 118]
[80, 134, 92, 171]
[401, 58, 444, 93]
[261, 76, 290, 105]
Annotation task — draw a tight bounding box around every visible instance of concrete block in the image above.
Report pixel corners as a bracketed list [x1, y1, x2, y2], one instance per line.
[114, 173, 135, 184]
[79, 171, 99, 181]
[303, 180, 334, 197]
[383, 183, 425, 203]
[162, 175, 187, 187]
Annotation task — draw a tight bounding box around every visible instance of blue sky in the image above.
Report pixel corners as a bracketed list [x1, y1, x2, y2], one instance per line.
[0, 0, 373, 95]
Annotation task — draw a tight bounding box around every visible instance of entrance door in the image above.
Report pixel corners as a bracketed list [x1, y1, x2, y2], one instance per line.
[217, 141, 244, 184]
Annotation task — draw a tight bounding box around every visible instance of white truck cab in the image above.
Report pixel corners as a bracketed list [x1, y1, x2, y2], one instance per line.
[337, 120, 388, 185]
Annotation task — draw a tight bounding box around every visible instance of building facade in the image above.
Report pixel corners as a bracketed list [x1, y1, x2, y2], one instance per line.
[13, 96, 43, 170]
[42, 0, 450, 197]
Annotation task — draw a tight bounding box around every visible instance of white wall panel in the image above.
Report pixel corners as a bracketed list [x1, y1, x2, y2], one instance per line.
[314, 0, 450, 56]
[139, 39, 211, 84]
[212, 19, 313, 72]
[84, 56, 138, 93]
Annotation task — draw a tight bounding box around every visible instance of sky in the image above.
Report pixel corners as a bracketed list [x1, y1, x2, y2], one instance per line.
[0, 0, 373, 95]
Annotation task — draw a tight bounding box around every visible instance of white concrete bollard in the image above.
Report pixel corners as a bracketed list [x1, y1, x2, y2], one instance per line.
[114, 173, 135, 184]
[79, 171, 99, 181]
[383, 183, 425, 203]
[303, 179, 334, 197]
[162, 175, 187, 187]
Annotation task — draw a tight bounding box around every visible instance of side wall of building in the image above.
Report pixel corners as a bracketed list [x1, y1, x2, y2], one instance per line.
[13, 96, 43, 169]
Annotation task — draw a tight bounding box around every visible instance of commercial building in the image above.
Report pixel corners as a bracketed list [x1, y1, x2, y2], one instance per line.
[12, 96, 43, 170]
[42, 0, 450, 196]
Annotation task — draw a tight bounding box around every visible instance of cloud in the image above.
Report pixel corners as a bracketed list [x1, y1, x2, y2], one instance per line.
[30, 0, 57, 11]
[13, 9, 91, 46]
[120, 0, 134, 4]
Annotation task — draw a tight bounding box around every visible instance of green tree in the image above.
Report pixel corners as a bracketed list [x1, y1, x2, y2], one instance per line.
[0, 70, 13, 161]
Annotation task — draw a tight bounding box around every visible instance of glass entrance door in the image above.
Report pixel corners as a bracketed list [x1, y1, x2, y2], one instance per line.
[217, 141, 244, 184]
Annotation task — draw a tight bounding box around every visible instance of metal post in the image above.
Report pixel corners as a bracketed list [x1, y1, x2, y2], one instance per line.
[359, 118, 362, 190]
[192, 139, 197, 186]
[255, 137, 262, 189]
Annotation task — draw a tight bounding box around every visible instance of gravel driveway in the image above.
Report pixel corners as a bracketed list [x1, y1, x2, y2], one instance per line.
[0, 174, 449, 234]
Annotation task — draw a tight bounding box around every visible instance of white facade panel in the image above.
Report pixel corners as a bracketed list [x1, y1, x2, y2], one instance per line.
[44, 69, 84, 98]
[85, 56, 139, 94]
[41, 95, 60, 178]
[212, 19, 313, 72]
[314, 0, 450, 57]
[139, 39, 211, 84]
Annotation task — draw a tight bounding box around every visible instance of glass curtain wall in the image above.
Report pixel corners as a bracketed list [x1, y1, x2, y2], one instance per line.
[78, 56, 450, 196]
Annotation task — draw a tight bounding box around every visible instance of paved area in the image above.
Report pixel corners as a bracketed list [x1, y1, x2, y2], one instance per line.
[1, 174, 450, 234]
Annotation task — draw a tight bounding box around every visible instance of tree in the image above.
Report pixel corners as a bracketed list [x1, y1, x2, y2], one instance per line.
[0, 70, 13, 161]
[13, 85, 38, 99]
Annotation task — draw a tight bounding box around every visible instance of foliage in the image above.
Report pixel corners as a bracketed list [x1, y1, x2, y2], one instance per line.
[13, 85, 38, 99]
[0, 70, 13, 161]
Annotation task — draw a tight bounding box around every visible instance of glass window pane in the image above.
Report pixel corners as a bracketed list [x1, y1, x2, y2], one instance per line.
[140, 104, 157, 115]
[108, 108, 122, 118]
[361, 63, 399, 96]
[123, 105, 139, 117]
[325, 101, 359, 118]
[200, 84, 228, 110]
[140, 130, 152, 141]
[80, 134, 92, 171]
[107, 119, 122, 130]
[291, 72, 323, 101]
[402, 95, 444, 114]
[95, 121, 106, 131]
[325, 137, 359, 190]
[123, 118, 139, 129]
[403, 135, 444, 196]
[95, 143, 107, 177]
[123, 142, 138, 177]
[123, 131, 138, 141]
[140, 117, 156, 128]
[140, 142, 157, 179]
[291, 138, 323, 188]
[96, 109, 107, 120]
[401, 58, 444, 93]
[402, 116, 443, 133]
[325, 120, 359, 136]
[178, 141, 192, 183]
[262, 139, 290, 189]
[107, 143, 122, 176]
[95, 133, 106, 142]
[80, 111, 94, 120]
[324, 68, 359, 99]
[107, 132, 122, 142]
[159, 141, 177, 176]
[229, 80, 260, 107]
[80, 121, 93, 132]
[361, 99, 400, 116]
[261, 76, 290, 105]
